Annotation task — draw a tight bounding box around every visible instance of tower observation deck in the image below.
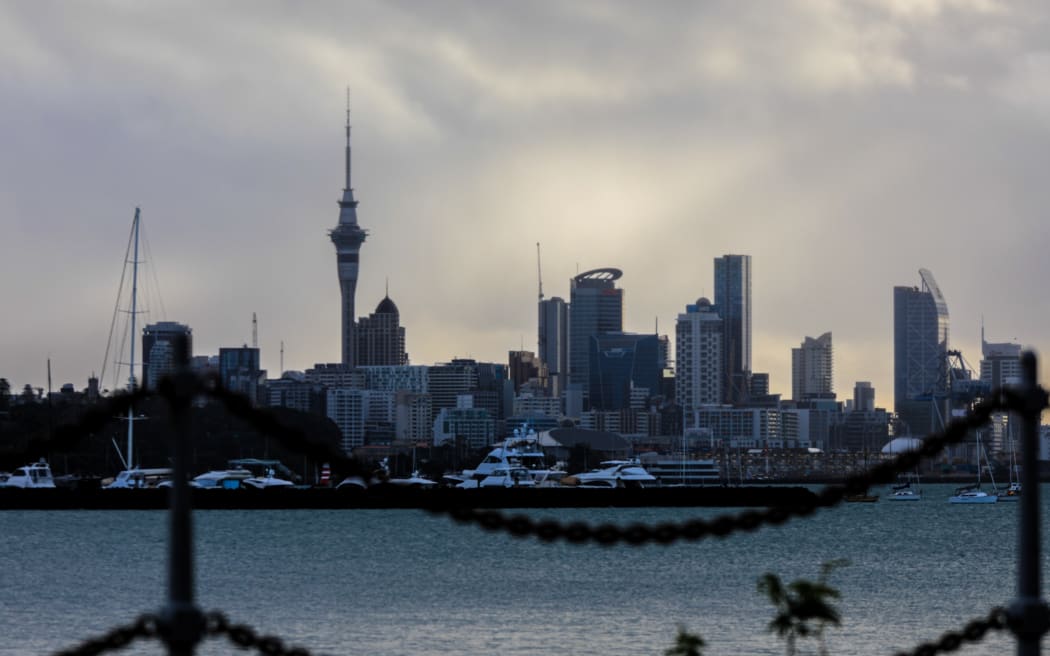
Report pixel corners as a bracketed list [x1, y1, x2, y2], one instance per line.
[330, 94, 368, 367]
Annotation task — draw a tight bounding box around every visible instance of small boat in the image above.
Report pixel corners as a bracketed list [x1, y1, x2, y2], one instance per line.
[104, 468, 173, 489]
[949, 484, 998, 504]
[243, 468, 296, 489]
[997, 481, 1021, 502]
[949, 435, 998, 504]
[188, 468, 252, 490]
[563, 459, 657, 488]
[887, 473, 922, 501]
[0, 460, 56, 488]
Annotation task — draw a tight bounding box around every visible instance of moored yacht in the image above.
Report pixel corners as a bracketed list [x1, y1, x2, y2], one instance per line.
[1, 460, 56, 488]
[949, 485, 998, 504]
[564, 460, 657, 488]
[446, 426, 565, 488]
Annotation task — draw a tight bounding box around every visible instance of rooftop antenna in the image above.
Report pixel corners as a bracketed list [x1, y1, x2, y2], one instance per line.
[280, 340, 284, 375]
[252, 312, 258, 348]
[536, 242, 544, 301]
[386, 276, 389, 298]
[345, 86, 352, 191]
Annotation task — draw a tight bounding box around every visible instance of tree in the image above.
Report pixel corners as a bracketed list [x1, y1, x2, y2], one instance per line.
[665, 625, 705, 656]
[0, 378, 9, 410]
[757, 559, 848, 656]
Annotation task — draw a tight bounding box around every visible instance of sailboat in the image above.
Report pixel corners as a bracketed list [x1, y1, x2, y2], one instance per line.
[103, 208, 171, 489]
[996, 429, 1021, 502]
[948, 434, 997, 504]
[887, 471, 922, 501]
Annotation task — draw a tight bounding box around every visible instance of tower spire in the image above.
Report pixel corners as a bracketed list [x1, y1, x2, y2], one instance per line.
[345, 86, 352, 191]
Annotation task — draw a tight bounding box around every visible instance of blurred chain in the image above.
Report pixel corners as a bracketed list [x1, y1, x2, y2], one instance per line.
[205, 611, 324, 656]
[51, 613, 160, 656]
[892, 607, 1009, 656]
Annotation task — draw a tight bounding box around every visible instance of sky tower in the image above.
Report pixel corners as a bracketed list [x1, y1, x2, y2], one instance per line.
[330, 91, 368, 367]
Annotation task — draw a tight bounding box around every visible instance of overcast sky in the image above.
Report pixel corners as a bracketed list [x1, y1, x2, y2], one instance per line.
[2, 0, 1048, 411]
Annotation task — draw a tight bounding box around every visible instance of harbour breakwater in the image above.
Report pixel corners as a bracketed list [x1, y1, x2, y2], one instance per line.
[0, 484, 818, 510]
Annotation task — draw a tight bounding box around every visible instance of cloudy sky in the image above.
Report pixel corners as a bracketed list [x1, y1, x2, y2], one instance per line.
[3, 0, 1048, 411]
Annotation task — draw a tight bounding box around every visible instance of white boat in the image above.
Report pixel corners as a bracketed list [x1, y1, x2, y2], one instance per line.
[243, 468, 296, 489]
[564, 460, 657, 488]
[447, 426, 565, 488]
[105, 467, 173, 489]
[640, 455, 720, 486]
[1, 460, 56, 488]
[188, 468, 252, 490]
[949, 434, 998, 504]
[997, 481, 1021, 502]
[949, 485, 998, 504]
[887, 473, 922, 501]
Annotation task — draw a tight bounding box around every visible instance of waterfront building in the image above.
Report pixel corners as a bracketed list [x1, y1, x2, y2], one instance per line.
[395, 391, 432, 442]
[587, 332, 661, 411]
[568, 268, 624, 393]
[675, 298, 723, 411]
[980, 331, 1023, 453]
[330, 98, 368, 367]
[538, 296, 568, 396]
[893, 268, 950, 435]
[326, 387, 366, 452]
[509, 350, 547, 393]
[513, 393, 562, 418]
[791, 332, 834, 401]
[358, 365, 428, 394]
[264, 373, 327, 416]
[219, 346, 265, 406]
[713, 255, 752, 404]
[305, 363, 365, 389]
[356, 295, 407, 366]
[831, 408, 891, 452]
[433, 405, 496, 449]
[854, 382, 875, 413]
[141, 321, 192, 390]
[693, 406, 780, 449]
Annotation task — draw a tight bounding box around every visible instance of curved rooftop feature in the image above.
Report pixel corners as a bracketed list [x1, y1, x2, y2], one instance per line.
[375, 296, 399, 315]
[696, 297, 712, 308]
[573, 267, 623, 283]
[919, 268, 949, 317]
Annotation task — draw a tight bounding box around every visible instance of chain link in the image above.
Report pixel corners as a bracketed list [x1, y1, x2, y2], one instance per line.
[205, 611, 321, 656]
[51, 613, 159, 656]
[892, 607, 1009, 656]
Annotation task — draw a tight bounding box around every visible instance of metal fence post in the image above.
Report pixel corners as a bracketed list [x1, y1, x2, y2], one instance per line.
[160, 335, 204, 656]
[1011, 351, 1050, 655]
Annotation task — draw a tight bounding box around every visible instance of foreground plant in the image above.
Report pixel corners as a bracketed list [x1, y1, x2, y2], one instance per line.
[758, 559, 849, 656]
[665, 625, 705, 656]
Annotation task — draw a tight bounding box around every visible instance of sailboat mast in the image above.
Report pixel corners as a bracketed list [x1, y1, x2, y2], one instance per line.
[127, 207, 141, 469]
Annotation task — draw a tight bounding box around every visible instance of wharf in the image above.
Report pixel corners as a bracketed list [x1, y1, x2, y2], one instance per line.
[0, 484, 818, 510]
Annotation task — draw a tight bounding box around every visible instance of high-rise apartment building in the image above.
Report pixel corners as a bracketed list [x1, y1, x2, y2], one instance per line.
[713, 255, 752, 404]
[141, 321, 192, 390]
[675, 298, 723, 411]
[893, 268, 950, 434]
[587, 332, 661, 411]
[568, 268, 623, 392]
[330, 99, 368, 367]
[853, 381, 875, 413]
[356, 295, 407, 366]
[791, 332, 833, 401]
[538, 296, 568, 396]
[219, 346, 264, 405]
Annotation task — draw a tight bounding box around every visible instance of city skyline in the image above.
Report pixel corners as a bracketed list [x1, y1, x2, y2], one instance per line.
[3, 2, 1048, 410]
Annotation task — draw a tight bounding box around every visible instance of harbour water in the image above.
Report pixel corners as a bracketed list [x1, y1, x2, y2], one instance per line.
[1, 483, 1046, 655]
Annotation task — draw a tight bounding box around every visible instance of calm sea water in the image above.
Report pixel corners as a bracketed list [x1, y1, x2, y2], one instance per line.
[1, 483, 1047, 656]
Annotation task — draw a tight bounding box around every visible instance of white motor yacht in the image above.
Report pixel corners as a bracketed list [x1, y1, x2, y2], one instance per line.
[2, 460, 56, 488]
[188, 468, 252, 490]
[243, 468, 296, 489]
[565, 460, 657, 488]
[450, 426, 565, 488]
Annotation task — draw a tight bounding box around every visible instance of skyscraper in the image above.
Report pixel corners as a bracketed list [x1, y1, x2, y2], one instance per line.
[568, 268, 623, 393]
[356, 295, 407, 366]
[329, 96, 368, 367]
[893, 268, 949, 434]
[791, 332, 834, 401]
[713, 254, 751, 404]
[587, 332, 661, 411]
[675, 298, 723, 411]
[141, 321, 192, 390]
[538, 296, 568, 396]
